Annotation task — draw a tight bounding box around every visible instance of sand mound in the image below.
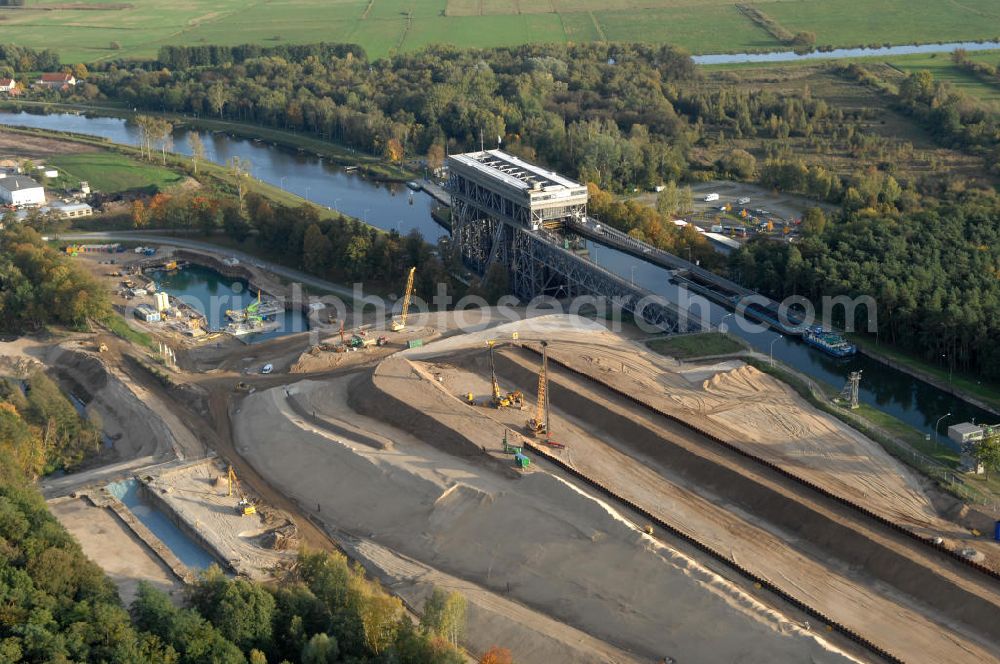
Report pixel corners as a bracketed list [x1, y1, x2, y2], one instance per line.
[235, 375, 861, 663]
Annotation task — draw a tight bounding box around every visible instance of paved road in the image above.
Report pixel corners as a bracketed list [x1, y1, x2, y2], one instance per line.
[59, 231, 358, 300]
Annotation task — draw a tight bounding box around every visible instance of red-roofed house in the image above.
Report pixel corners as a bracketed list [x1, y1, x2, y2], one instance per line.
[34, 73, 76, 90]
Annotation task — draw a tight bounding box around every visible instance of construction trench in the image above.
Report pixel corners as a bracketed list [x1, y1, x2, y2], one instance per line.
[481, 344, 1000, 660]
[222, 316, 1000, 664]
[348, 338, 1000, 661]
[34, 304, 1000, 663]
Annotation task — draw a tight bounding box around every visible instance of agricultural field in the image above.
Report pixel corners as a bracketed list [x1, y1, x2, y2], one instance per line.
[2, 0, 999, 64]
[48, 152, 185, 193]
[886, 51, 1000, 103]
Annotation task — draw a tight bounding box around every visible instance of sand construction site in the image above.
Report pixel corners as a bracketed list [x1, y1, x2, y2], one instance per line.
[227, 314, 1000, 663]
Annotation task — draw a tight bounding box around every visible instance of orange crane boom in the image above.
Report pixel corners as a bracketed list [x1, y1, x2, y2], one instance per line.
[528, 341, 549, 434]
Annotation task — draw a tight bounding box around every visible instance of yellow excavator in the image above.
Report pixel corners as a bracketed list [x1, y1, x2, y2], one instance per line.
[487, 340, 524, 409]
[227, 466, 257, 516]
[390, 267, 416, 332]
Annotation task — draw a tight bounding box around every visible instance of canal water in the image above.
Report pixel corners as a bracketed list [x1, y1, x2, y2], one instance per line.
[106, 478, 217, 570]
[147, 264, 310, 342]
[584, 238, 997, 434]
[4, 110, 995, 436]
[0, 110, 446, 243]
[693, 40, 1000, 66]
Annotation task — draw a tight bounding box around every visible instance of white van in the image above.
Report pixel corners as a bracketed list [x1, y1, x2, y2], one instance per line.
[704, 193, 720, 202]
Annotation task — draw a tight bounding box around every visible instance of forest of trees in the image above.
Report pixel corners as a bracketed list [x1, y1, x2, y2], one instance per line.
[86, 41, 928, 204]
[0, 44, 59, 72]
[129, 187, 453, 297]
[0, 226, 110, 332]
[0, 470, 476, 662]
[0, 371, 104, 476]
[731, 187, 1000, 379]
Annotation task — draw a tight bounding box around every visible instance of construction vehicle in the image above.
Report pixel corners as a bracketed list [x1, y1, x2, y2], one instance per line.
[501, 429, 522, 454]
[486, 341, 524, 409]
[390, 266, 416, 332]
[350, 334, 376, 349]
[526, 341, 566, 449]
[527, 341, 549, 435]
[227, 466, 256, 516]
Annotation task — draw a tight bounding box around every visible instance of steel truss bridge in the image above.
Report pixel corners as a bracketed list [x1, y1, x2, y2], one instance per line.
[447, 150, 699, 333]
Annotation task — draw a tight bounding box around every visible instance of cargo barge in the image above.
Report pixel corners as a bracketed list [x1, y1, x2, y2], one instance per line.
[803, 326, 856, 358]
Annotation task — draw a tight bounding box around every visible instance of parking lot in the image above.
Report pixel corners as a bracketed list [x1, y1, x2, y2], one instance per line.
[687, 180, 836, 223]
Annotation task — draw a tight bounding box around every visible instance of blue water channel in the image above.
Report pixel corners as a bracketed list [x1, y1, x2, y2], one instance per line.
[4, 110, 995, 439]
[147, 264, 310, 342]
[693, 40, 1000, 66]
[0, 110, 445, 243]
[583, 239, 998, 438]
[106, 478, 217, 570]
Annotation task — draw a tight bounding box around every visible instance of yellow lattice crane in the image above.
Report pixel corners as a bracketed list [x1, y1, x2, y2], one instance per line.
[527, 341, 549, 435]
[390, 267, 416, 332]
[227, 465, 257, 516]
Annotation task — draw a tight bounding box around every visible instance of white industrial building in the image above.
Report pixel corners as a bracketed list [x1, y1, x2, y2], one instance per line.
[948, 422, 984, 446]
[45, 201, 92, 218]
[0, 173, 45, 207]
[134, 303, 161, 323]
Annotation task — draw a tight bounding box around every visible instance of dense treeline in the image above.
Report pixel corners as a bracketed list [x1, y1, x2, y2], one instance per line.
[96, 43, 699, 190]
[0, 44, 60, 73]
[731, 189, 1000, 379]
[131, 556, 469, 663]
[0, 226, 109, 332]
[155, 43, 367, 69]
[0, 371, 103, 475]
[91, 42, 942, 207]
[132, 188, 453, 295]
[0, 423, 179, 662]
[0, 442, 475, 662]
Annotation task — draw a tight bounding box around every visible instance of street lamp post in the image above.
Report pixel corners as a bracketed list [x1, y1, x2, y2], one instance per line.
[630, 265, 636, 286]
[769, 334, 782, 367]
[280, 176, 287, 192]
[363, 208, 370, 225]
[333, 198, 341, 213]
[934, 412, 952, 444]
[719, 312, 734, 334]
[943, 353, 953, 383]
